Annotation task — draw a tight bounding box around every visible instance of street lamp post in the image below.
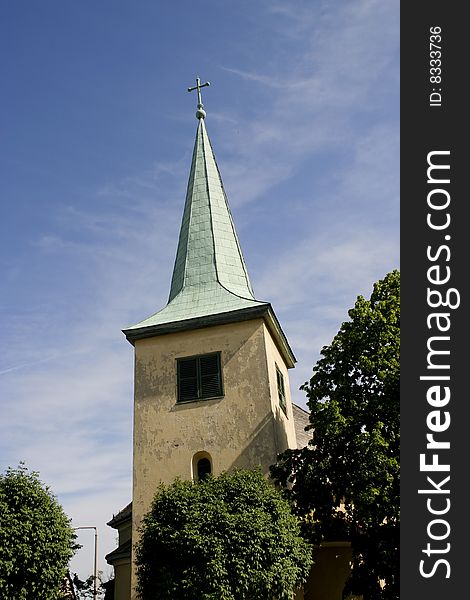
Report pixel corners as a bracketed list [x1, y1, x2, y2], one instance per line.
[73, 526, 98, 598]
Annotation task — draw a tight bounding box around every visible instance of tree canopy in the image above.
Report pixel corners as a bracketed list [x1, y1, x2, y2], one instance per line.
[0, 463, 77, 600]
[73, 570, 107, 599]
[135, 469, 313, 600]
[271, 270, 400, 600]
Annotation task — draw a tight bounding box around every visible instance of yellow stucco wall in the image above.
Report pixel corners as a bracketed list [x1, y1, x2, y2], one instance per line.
[113, 559, 132, 600]
[130, 317, 297, 598]
[107, 518, 132, 600]
[304, 543, 356, 600]
[118, 520, 131, 546]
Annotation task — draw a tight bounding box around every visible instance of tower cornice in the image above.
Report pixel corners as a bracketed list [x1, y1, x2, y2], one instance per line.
[123, 302, 296, 368]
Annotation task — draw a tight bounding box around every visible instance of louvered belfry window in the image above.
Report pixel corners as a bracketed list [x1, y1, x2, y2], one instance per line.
[177, 353, 223, 402]
[276, 365, 287, 416]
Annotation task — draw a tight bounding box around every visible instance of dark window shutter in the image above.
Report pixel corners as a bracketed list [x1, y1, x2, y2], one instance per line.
[200, 354, 222, 398]
[276, 365, 287, 416]
[178, 358, 199, 401]
[177, 353, 223, 403]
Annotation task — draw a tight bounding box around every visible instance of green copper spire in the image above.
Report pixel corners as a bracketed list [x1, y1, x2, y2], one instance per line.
[123, 80, 269, 334]
[169, 117, 256, 302]
[122, 80, 295, 366]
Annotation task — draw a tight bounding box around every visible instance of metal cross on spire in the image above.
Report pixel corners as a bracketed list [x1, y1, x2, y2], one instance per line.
[187, 76, 210, 119]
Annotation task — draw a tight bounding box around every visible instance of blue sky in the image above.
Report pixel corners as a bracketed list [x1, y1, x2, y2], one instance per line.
[0, 0, 399, 582]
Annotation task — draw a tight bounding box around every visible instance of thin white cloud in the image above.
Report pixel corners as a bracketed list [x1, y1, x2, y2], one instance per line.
[221, 66, 304, 90]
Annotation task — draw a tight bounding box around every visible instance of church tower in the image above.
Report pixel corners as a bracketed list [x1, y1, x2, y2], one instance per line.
[121, 78, 299, 596]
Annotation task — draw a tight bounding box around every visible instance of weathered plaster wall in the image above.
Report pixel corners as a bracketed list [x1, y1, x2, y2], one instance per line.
[263, 323, 298, 451]
[130, 317, 297, 597]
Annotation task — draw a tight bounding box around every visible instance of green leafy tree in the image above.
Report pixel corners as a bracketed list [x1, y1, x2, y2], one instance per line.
[135, 469, 313, 600]
[73, 570, 106, 599]
[271, 270, 400, 600]
[0, 463, 77, 600]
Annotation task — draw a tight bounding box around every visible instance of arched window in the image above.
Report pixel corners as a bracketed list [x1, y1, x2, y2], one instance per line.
[197, 458, 211, 480]
[192, 452, 212, 481]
